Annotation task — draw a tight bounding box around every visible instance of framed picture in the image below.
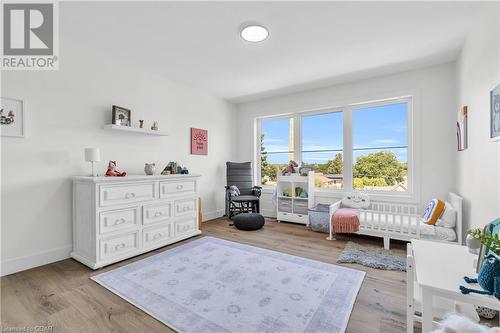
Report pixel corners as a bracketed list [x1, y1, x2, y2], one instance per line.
[457, 106, 468, 151]
[1, 98, 25, 138]
[191, 128, 208, 155]
[112, 105, 131, 127]
[491, 84, 500, 141]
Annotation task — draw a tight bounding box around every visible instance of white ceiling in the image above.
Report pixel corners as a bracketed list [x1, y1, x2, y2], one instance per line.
[62, 1, 486, 103]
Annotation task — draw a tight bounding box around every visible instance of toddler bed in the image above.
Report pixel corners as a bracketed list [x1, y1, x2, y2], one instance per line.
[328, 192, 463, 249]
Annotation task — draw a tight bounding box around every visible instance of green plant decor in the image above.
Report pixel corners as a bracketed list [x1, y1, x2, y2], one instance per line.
[467, 228, 500, 256]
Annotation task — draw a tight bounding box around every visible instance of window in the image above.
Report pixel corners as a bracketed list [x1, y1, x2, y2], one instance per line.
[260, 117, 294, 185]
[257, 97, 411, 195]
[301, 112, 343, 189]
[352, 102, 408, 191]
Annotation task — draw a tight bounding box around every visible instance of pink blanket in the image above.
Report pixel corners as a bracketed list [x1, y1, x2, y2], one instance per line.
[332, 208, 360, 234]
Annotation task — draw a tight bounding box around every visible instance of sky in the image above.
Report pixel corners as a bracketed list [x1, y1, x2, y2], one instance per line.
[262, 102, 408, 165]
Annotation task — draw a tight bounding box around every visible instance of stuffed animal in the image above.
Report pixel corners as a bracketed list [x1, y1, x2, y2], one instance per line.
[229, 185, 240, 197]
[460, 253, 500, 300]
[105, 161, 126, 177]
[430, 314, 500, 333]
[281, 160, 298, 175]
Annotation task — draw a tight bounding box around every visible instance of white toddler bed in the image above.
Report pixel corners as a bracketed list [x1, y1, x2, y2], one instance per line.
[328, 192, 463, 249]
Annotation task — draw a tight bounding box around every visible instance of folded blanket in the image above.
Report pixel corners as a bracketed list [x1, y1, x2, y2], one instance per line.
[333, 208, 360, 233]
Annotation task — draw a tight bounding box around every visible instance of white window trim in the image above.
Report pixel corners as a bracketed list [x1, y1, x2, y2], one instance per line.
[256, 96, 415, 200]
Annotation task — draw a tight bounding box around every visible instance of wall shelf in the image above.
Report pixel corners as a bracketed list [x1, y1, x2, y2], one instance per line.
[102, 124, 168, 136]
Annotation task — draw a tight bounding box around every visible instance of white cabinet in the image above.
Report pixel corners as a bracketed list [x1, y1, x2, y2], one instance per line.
[72, 174, 201, 269]
[276, 172, 315, 225]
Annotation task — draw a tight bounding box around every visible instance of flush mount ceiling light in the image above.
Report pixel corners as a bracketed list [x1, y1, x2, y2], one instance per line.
[240, 25, 269, 42]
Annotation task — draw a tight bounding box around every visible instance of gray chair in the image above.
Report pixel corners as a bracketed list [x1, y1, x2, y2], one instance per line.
[225, 162, 262, 219]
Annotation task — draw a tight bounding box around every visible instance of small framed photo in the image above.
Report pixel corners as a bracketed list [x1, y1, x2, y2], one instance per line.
[491, 84, 500, 141]
[1, 98, 25, 138]
[112, 105, 131, 127]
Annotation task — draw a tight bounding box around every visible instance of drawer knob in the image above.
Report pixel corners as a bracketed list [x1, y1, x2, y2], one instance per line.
[114, 218, 126, 225]
[155, 211, 161, 217]
[125, 193, 136, 199]
[153, 233, 163, 240]
[177, 184, 184, 190]
[114, 242, 126, 251]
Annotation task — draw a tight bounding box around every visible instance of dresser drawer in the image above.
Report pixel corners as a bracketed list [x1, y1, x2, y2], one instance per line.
[143, 223, 173, 248]
[160, 180, 195, 198]
[99, 182, 156, 207]
[174, 197, 197, 217]
[174, 218, 197, 237]
[99, 207, 139, 234]
[100, 231, 139, 260]
[143, 202, 172, 225]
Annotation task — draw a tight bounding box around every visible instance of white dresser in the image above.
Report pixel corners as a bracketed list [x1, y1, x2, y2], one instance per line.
[71, 174, 201, 269]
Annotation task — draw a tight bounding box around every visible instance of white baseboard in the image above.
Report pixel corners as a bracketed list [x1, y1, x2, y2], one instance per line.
[202, 209, 224, 222]
[1, 210, 224, 276]
[1, 245, 72, 277]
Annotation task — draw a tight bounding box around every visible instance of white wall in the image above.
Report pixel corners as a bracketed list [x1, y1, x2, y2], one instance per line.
[456, 4, 500, 234]
[1, 39, 234, 275]
[235, 63, 458, 218]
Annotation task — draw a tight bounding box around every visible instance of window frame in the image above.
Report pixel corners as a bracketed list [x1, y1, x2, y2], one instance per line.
[256, 96, 414, 198]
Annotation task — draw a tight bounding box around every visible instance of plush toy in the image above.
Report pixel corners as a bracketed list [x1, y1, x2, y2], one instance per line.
[460, 253, 500, 300]
[105, 161, 126, 177]
[430, 314, 500, 333]
[229, 185, 240, 197]
[281, 160, 298, 175]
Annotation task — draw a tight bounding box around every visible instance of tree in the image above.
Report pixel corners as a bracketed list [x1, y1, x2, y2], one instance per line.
[353, 151, 406, 185]
[308, 153, 343, 175]
[260, 134, 278, 184]
[326, 153, 343, 174]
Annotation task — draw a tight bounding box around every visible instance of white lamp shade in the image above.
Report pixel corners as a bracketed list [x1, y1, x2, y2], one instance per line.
[85, 148, 101, 162]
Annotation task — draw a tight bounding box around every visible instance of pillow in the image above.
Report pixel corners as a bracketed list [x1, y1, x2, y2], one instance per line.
[342, 192, 370, 209]
[435, 202, 457, 228]
[421, 199, 445, 225]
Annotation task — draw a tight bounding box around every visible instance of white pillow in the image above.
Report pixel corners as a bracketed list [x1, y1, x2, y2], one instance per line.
[435, 201, 456, 228]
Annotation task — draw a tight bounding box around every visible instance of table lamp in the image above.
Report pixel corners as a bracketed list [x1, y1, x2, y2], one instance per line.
[85, 148, 100, 177]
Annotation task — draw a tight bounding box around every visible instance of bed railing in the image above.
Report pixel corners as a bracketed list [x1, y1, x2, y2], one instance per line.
[357, 201, 420, 237]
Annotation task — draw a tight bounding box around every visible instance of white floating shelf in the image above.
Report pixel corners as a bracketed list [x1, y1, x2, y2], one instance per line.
[102, 124, 168, 136]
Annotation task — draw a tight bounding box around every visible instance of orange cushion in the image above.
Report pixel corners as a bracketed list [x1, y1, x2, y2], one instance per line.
[422, 199, 445, 225]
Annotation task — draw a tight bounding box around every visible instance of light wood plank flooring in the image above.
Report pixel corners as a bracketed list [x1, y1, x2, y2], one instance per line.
[1, 218, 414, 333]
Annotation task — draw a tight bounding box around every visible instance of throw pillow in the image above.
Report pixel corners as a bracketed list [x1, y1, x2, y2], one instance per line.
[435, 202, 457, 228]
[422, 198, 445, 225]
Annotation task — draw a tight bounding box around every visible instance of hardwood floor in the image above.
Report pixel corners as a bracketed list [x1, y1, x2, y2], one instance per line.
[1, 218, 414, 333]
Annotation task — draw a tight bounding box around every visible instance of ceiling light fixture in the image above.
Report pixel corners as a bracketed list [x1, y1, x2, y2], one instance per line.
[240, 25, 269, 42]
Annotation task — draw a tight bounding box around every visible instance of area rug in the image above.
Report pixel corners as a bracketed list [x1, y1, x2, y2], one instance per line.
[92, 236, 365, 333]
[336, 241, 406, 271]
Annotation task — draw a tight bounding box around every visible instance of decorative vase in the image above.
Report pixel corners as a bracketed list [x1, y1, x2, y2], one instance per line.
[466, 234, 481, 254]
[144, 163, 156, 175]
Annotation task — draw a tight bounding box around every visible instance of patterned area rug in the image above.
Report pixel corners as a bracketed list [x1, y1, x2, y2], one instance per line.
[336, 241, 406, 271]
[92, 236, 365, 333]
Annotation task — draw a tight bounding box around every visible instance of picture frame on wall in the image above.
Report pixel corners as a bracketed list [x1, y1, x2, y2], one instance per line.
[491, 84, 500, 141]
[191, 128, 208, 155]
[1, 98, 25, 138]
[112, 105, 131, 127]
[456, 106, 468, 151]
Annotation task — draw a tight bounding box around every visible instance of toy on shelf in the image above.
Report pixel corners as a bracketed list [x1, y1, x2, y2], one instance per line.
[105, 161, 126, 177]
[282, 188, 292, 197]
[295, 187, 308, 198]
[281, 160, 298, 175]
